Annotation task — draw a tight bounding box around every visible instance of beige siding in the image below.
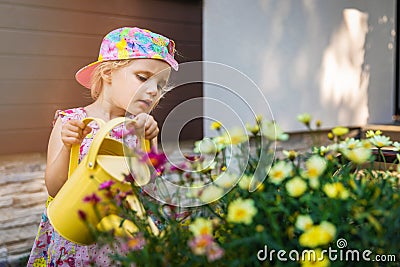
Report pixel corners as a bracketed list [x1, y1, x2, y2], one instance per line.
[0, 0, 203, 154]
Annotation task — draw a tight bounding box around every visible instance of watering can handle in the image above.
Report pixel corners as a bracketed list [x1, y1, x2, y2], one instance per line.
[68, 117, 105, 178]
[85, 117, 153, 170]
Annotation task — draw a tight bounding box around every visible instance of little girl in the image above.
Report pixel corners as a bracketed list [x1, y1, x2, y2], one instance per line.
[27, 26, 178, 266]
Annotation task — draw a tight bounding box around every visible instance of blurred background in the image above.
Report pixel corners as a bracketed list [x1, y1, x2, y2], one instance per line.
[0, 0, 398, 265]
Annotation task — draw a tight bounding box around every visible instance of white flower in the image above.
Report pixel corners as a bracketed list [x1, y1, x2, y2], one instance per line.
[260, 120, 289, 141]
[295, 215, 313, 231]
[369, 135, 392, 148]
[214, 172, 240, 189]
[199, 185, 224, 203]
[285, 177, 307, 197]
[268, 161, 293, 185]
[238, 174, 253, 190]
[342, 147, 371, 165]
[303, 155, 327, 179]
[194, 138, 218, 154]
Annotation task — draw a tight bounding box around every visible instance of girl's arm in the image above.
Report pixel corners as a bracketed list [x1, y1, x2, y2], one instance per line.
[45, 117, 91, 197]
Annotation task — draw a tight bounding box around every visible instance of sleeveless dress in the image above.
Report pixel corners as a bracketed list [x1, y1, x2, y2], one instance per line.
[27, 108, 137, 267]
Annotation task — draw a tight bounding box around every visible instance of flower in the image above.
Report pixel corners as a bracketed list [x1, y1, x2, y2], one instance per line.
[286, 177, 307, 197]
[342, 147, 371, 164]
[227, 198, 257, 225]
[199, 185, 225, 203]
[297, 113, 312, 126]
[365, 130, 382, 138]
[194, 138, 218, 154]
[300, 249, 330, 267]
[83, 193, 101, 205]
[220, 127, 248, 145]
[210, 121, 222, 131]
[369, 135, 392, 148]
[283, 150, 298, 161]
[295, 215, 313, 231]
[260, 120, 289, 141]
[245, 122, 260, 135]
[77, 210, 87, 221]
[142, 149, 167, 169]
[213, 172, 240, 189]
[393, 141, 400, 151]
[238, 174, 253, 190]
[323, 182, 350, 199]
[99, 180, 115, 190]
[331, 126, 349, 137]
[188, 234, 214, 255]
[303, 155, 327, 179]
[299, 221, 336, 248]
[206, 242, 224, 262]
[189, 218, 213, 236]
[268, 160, 293, 185]
[126, 233, 146, 251]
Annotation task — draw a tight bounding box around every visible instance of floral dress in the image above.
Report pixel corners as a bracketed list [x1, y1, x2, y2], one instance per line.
[27, 108, 137, 267]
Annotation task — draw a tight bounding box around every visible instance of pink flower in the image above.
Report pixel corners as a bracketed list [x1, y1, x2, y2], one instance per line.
[99, 180, 115, 190]
[188, 234, 214, 255]
[82, 193, 101, 205]
[77, 210, 87, 221]
[121, 233, 146, 252]
[141, 149, 167, 169]
[206, 242, 224, 262]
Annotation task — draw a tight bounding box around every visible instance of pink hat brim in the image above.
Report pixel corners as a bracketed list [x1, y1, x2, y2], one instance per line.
[75, 61, 101, 89]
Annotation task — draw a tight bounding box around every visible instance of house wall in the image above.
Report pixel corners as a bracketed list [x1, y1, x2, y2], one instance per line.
[203, 0, 396, 136]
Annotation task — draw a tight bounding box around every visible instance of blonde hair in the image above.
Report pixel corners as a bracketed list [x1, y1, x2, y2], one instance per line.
[90, 60, 133, 100]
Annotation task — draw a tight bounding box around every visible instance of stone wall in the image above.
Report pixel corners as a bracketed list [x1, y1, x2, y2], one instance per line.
[0, 153, 47, 264]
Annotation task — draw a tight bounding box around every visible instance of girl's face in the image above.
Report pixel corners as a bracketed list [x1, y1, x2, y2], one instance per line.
[106, 59, 171, 115]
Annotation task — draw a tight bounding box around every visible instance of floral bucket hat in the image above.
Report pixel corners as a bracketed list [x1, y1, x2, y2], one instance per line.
[75, 27, 178, 89]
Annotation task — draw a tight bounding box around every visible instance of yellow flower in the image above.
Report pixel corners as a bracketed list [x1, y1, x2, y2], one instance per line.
[227, 198, 257, 225]
[295, 215, 313, 231]
[238, 174, 253, 190]
[304, 156, 327, 179]
[299, 221, 336, 248]
[221, 127, 248, 145]
[211, 121, 222, 130]
[315, 119, 322, 128]
[189, 217, 213, 236]
[199, 185, 224, 203]
[342, 147, 371, 164]
[214, 172, 240, 189]
[366, 130, 382, 138]
[255, 224, 264, 232]
[286, 177, 307, 197]
[297, 113, 312, 126]
[283, 150, 298, 161]
[323, 182, 350, 199]
[268, 161, 293, 185]
[301, 249, 330, 267]
[246, 123, 260, 135]
[332, 126, 349, 137]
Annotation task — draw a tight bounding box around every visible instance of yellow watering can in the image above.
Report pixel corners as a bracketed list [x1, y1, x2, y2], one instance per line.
[47, 117, 159, 245]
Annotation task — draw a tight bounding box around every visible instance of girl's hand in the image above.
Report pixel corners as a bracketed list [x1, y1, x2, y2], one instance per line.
[61, 120, 92, 149]
[129, 113, 159, 140]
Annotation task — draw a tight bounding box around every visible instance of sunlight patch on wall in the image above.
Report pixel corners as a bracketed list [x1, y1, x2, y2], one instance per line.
[319, 8, 370, 126]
